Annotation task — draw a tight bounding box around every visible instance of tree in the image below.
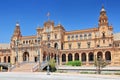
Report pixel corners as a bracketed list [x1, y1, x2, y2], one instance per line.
[49, 58, 56, 72]
[94, 56, 108, 74]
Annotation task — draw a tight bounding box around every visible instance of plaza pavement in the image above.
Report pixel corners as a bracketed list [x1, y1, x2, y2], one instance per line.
[0, 72, 119, 80]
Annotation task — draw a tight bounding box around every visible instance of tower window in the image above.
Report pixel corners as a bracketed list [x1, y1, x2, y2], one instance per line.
[102, 32, 105, 38]
[55, 34, 57, 39]
[103, 40, 105, 43]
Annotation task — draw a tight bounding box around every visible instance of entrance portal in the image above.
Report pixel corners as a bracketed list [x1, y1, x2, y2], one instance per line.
[23, 52, 29, 62]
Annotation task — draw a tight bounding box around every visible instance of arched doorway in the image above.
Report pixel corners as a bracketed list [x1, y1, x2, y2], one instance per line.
[43, 51, 47, 61]
[105, 51, 111, 61]
[97, 51, 103, 60]
[68, 53, 72, 61]
[75, 53, 79, 60]
[4, 56, 6, 63]
[8, 56, 11, 63]
[54, 43, 58, 49]
[62, 54, 66, 62]
[23, 52, 29, 62]
[89, 52, 94, 61]
[34, 56, 37, 62]
[81, 53, 86, 62]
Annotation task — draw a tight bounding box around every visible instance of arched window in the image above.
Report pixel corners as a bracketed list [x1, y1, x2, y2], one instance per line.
[68, 53, 72, 61]
[54, 43, 58, 49]
[97, 52, 103, 60]
[75, 53, 79, 60]
[105, 51, 111, 61]
[8, 56, 11, 63]
[55, 34, 57, 39]
[80, 34, 82, 40]
[4, 56, 6, 63]
[81, 53, 86, 62]
[89, 52, 94, 61]
[67, 35, 70, 41]
[88, 33, 92, 39]
[102, 32, 105, 38]
[84, 34, 87, 39]
[75, 35, 78, 40]
[71, 35, 74, 40]
[62, 54, 66, 62]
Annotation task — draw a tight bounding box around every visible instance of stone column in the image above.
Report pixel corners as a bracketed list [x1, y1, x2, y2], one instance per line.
[66, 53, 68, 63]
[59, 54, 62, 65]
[40, 49, 43, 63]
[103, 51, 105, 60]
[1, 56, 4, 63]
[72, 53, 75, 61]
[79, 53, 81, 61]
[86, 53, 89, 66]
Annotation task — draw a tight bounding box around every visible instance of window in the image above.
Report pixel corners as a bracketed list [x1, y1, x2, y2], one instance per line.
[97, 45, 100, 47]
[69, 44, 72, 49]
[71, 35, 74, 40]
[80, 35, 82, 40]
[87, 42, 91, 48]
[77, 43, 81, 49]
[47, 34, 50, 41]
[109, 44, 112, 47]
[67, 35, 70, 41]
[102, 32, 105, 38]
[55, 34, 57, 39]
[23, 41, 25, 44]
[103, 40, 105, 43]
[75, 35, 78, 40]
[88, 33, 92, 39]
[84, 34, 87, 39]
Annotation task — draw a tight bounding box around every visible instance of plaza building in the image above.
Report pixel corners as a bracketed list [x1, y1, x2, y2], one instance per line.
[0, 6, 120, 68]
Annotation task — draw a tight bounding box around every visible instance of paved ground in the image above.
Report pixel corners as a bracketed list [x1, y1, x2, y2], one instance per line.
[0, 72, 119, 80]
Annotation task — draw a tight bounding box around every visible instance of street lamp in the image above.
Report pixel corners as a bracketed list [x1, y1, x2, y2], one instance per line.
[56, 46, 59, 71]
[37, 35, 41, 71]
[47, 33, 50, 75]
[98, 56, 101, 74]
[15, 39, 19, 66]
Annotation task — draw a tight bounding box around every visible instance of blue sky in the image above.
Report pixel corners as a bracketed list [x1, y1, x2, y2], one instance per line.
[0, 0, 120, 43]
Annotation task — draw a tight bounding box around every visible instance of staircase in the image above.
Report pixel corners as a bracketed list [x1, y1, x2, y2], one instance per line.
[11, 62, 37, 72]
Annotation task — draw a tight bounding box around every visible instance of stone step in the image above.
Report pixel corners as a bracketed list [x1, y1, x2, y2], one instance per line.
[11, 62, 37, 72]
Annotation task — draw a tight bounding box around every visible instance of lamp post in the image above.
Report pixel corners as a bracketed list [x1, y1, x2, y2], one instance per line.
[98, 56, 101, 74]
[56, 46, 59, 71]
[37, 35, 41, 71]
[15, 39, 19, 66]
[47, 33, 50, 75]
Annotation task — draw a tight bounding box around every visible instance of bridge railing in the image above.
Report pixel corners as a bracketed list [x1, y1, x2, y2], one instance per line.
[32, 61, 48, 72]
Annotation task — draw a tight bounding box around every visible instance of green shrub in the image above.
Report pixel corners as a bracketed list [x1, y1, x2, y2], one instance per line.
[66, 60, 81, 66]
[49, 58, 56, 72]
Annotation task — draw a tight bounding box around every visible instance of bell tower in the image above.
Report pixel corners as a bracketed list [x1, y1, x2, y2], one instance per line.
[11, 22, 22, 44]
[98, 5, 108, 27]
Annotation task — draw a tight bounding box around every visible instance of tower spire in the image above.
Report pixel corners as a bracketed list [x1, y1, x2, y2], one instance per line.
[12, 22, 22, 40]
[47, 12, 50, 21]
[98, 5, 108, 26]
